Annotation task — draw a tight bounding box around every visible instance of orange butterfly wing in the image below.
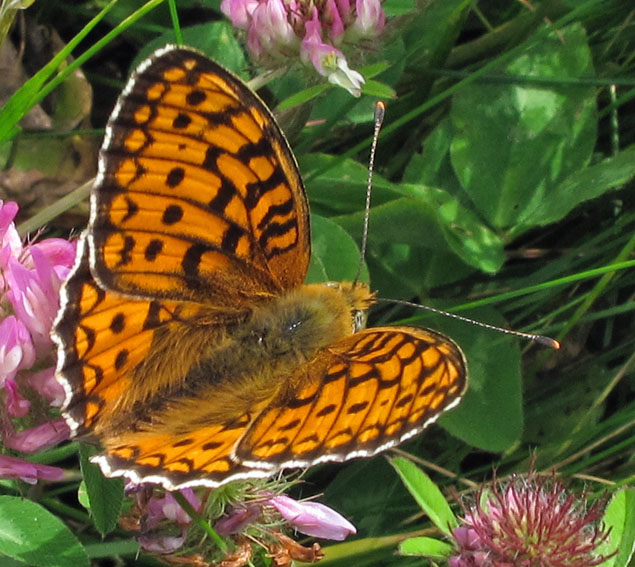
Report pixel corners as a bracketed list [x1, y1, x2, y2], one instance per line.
[94, 414, 269, 489]
[236, 327, 467, 469]
[55, 238, 174, 434]
[91, 47, 310, 304]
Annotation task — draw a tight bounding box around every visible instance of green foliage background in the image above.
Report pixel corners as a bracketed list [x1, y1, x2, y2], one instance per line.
[0, 0, 633, 565]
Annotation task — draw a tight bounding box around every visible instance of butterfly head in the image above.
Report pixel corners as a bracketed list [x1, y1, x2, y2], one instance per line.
[322, 281, 376, 333]
[245, 281, 375, 366]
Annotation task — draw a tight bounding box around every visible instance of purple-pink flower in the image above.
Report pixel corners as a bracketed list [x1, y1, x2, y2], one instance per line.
[146, 488, 201, 529]
[137, 534, 187, 554]
[299, 10, 364, 94]
[350, 0, 385, 38]
[0, 201, 21, 271]
[127, 486, 202, 554]
[0, 316, 35, 384]
[0, 454, 64, 484]
[268, 494, 356, 541]
[215, 492, 356, 541]
[450, 473, 613, 567]
[3, 418, 71, 453]
[0, 200, 75, 483]
[6, 244, 73, 353]
[215, 504, 261, 535]
[4, 378, 30, 417]
[26, 366, 65, 408]
[248, 0, 298, 58]
[221, 0, 385, 95]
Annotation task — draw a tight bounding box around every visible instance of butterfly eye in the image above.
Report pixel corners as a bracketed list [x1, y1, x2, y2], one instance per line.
[251, 326, 291, 356]
[286, 319, 303, 333]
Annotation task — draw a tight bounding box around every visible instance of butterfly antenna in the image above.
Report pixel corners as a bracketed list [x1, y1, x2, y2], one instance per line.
[378, 297, 561, 349]
[353, 101, 385, 287]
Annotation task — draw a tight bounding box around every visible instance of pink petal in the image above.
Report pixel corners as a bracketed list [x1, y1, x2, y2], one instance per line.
[29, 238, 77, 271]
[5, 377, 31, 417]
[247, 0, 297, 58]
[0, 201, 22, 266]
[215, 505, 261, 535]
[138, 534, 187, 554]
[7, 248, 61, 351]
[0, 454, 64, 484]
[220, 0, 258, 29]
[26, 366, 65, 407]
[352, 0, 385, 36]
[269, 495, 356, 541]
[0, 316, 35, 384]
[163, 489, 201, 524]
[3, 418, 70, 453]
[326, 0, 345, 42]
[145, 488, 201, 530]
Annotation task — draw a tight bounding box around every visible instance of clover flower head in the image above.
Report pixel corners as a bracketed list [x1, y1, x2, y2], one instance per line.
[450, 472, 613, 567]
[0, 200, 75, 484]
[221, 0, 386, 95]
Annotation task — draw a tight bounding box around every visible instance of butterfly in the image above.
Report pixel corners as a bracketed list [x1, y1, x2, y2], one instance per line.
[53, 45, 467, 491]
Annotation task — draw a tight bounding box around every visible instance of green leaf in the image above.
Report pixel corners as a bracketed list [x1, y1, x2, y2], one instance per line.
[389, 457, 457, 536]
[367, 241, 474, 298]
[307, 215, 368, 284]
[79, 444, 125, 537]
[278, 84, 331, 111]
[399, 536, 453, 558]
[77, 480, 90, 510]
[361, 80, 397, 99]
[132, 22, 248, 78]
[302, 153, 402, 216]
[529, 144, 635, 228]
[0, 495, 89, 567]
[422, 308, 524, 452]
[335, 187, 504, 275]
[450, 23, 596, 230]
[523, 364, 608, 446]
[597, 489, 635, 567]
[402, 0, 471, 70]
[184, 22, 248, 75]
[404, 118, 457, 187]
[334, 197, 458, 295]
[358, 62, 391, 79]
[382, 0, 416, 17]
[323, 457, 426, 537]
[407, 184, 504, 273]
[336, 197, 445, 248]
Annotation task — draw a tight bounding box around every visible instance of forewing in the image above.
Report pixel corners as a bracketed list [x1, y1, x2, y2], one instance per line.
[236, 327, 467, 468]
[91, 46, 310, 304]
